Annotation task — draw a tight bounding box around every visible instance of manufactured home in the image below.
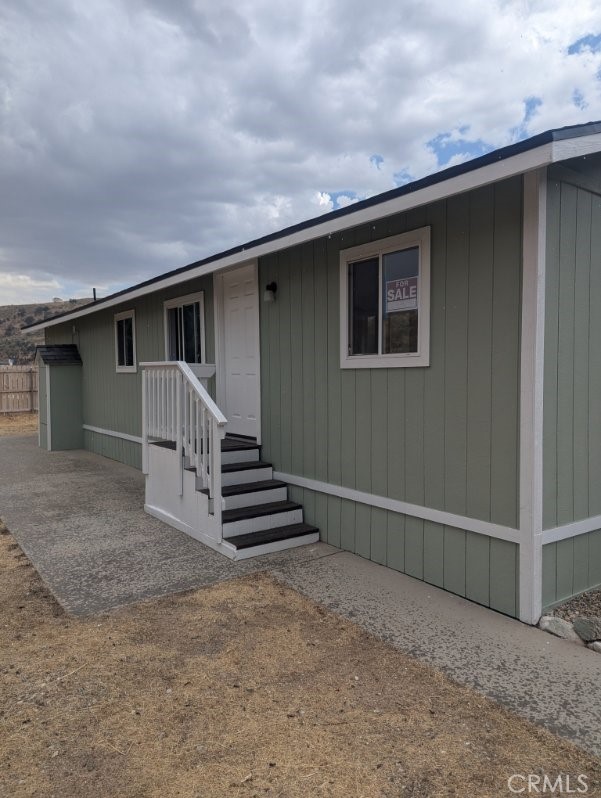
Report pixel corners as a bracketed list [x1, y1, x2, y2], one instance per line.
[26, 121, 601, 625]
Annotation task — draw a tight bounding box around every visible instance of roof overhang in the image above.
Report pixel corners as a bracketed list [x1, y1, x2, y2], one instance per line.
[24, 124, 601, 333]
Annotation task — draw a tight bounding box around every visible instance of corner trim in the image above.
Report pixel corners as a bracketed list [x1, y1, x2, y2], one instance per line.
[273, 471, 521, 543]
[46, 365, 52, 451]
[83, 424, 143, 445]
[518, 168, 547, 624]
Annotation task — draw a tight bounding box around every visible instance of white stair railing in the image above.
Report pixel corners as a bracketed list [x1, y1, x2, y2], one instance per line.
[141, 362, 227, 527]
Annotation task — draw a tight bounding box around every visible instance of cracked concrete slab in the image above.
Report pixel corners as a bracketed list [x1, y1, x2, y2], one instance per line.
[0, 436, 336, 615]
[1, 435, 600, 758]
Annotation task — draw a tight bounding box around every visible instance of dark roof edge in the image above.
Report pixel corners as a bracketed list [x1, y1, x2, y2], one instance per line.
[23, 119, 601, 331]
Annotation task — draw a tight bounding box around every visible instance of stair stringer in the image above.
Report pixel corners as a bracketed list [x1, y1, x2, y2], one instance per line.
[144, 443, 233, 556]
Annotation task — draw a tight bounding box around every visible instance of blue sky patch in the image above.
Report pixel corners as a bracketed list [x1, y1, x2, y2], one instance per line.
[511, 96, 543, 140]
[427, 131, 492, 168]
[568, 33, 601, 55]
[573, 88, 587, 109]
[329, 190, 359, 209]
[393, 169, 414, 187]
[370, 154, 384, 170]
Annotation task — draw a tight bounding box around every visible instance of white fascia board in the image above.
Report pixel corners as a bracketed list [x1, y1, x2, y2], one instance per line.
[551, 132, 601, 162]
[26, 139, 562, 333]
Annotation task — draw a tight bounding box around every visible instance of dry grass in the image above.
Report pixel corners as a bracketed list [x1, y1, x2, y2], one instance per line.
[1, 522, 600, 798]
[0, 412, 38, 436]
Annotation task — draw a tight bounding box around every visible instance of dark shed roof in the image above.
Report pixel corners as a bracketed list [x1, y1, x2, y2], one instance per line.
[35, 345, 82, 365]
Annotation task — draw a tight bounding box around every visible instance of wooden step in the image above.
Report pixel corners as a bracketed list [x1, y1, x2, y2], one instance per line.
[227, 523, 319, 551]
[221, 500, 303, 537]
[221, 459, 272, 473]
[150, 440, 176, 450]
[222, 500, 301, 524]
[221, 479, 286, 496]
[220, 460, 273, 487]
[221, 438, 261, 464]
[222, 437, 259, 452]
[221, 479, 287, 510]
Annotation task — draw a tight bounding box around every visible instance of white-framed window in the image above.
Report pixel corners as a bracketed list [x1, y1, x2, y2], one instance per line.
[340, 227, 431, 369]
[114, 309, 137, 373]
[163, 291, 206, 363]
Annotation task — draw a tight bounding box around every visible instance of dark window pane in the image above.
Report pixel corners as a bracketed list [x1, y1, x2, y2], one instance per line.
[117, 317, 135, 366]
[117, 319, 125, 365]
[124, 317, 134, 366]
[348, 257, 378, 355]
[382, 247, 419, 354]
[182, 303, 199, 363]
[167, 301, 203, 363]
[167, 307, 180, 360]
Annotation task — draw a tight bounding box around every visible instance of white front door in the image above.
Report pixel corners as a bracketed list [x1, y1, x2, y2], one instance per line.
[221, 263, 260, 439]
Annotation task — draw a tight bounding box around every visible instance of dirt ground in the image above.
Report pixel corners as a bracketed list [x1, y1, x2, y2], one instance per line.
[1, 523, 600, 798]
[0, 412, 38, 436]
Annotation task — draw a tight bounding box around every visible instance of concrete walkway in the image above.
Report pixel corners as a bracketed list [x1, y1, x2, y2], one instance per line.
[1, 436, 600, 758]
[0, 436, 336, 615]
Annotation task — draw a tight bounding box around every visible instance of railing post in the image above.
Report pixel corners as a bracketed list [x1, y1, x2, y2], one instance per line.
[176, 370, 183, 496]
[212, 424, 225, 536]
[142, 368, 149, 474]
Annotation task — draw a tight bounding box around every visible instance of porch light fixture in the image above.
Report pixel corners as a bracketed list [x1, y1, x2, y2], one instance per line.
[264, 281, 277, 303]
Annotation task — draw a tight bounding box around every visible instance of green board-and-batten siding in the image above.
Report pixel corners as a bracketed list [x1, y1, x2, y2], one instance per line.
[46, 275, 215, 460]
[48, 365, 83, 450]
[83, 429, 141, 469]
[543, 165, 601, 529]
[260, 178, 522, 526]
[541, 157, 601, 606]
[542, 532, 601, 610]
[291, 485, 519, 616]
[260, 176, 523, 614]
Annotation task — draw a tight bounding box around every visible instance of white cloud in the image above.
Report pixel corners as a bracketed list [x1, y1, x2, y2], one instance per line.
[0, 0, 601, 300]
[0, 273, 62, 305]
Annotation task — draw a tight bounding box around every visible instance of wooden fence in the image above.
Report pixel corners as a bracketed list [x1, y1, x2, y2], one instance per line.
[0, 366, 38, 414]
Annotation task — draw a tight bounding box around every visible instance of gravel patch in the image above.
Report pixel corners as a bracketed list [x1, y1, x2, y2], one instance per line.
[552, 586, 601, 623]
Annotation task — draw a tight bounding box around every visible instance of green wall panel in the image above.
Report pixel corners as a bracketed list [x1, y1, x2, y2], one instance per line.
[49, 365, 83, 450]
[260, 177, 523, 529]
[47, 274, 214, 467]
[83, 430, 142, 470]
[301, 486, 519, 616]
[544, 160, 601, 530]
[542, 530, 601, 609]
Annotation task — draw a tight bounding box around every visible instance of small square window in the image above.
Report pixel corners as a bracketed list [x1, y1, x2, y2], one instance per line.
[114, 310, 137, 372]
[340, 228, 430, 368]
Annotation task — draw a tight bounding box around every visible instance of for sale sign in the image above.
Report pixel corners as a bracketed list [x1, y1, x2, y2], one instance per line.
[386, 277, 418, 313]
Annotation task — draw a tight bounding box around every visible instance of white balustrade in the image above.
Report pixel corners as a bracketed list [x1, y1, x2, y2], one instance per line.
[141, 362, 227, 527]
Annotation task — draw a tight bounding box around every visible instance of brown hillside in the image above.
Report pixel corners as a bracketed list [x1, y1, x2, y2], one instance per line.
[0, 298, 91, 364]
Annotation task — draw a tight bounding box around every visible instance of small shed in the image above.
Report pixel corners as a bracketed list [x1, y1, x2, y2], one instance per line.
[36, 345, 83, 451]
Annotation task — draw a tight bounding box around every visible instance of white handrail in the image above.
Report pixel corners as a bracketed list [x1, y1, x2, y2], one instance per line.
[141, 361, 227, 530]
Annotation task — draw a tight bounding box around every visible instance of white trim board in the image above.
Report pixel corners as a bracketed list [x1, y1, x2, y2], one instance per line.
[518, 168, 547, 625]
[27, 133, 601, 334]
[273, 471, 521, 544]
[542, 515, 601, 545]
[83, 424, 143, 445]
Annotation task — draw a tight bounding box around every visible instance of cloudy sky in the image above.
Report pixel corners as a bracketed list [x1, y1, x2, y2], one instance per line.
[1, 0, 601, 303]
